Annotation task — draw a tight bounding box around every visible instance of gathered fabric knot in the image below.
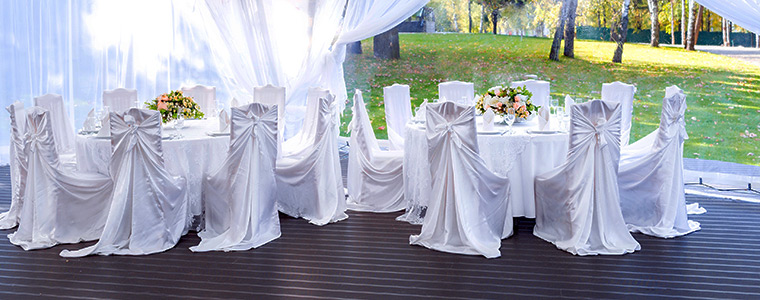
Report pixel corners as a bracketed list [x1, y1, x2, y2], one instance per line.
[594, 119, 608, 148]
[668, 113, 688, 140]
[435, 122, 455, 134]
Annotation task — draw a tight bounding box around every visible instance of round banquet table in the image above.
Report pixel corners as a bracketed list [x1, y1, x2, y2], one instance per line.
[399, 117, 569, 224]
[75, 119, 230, 218]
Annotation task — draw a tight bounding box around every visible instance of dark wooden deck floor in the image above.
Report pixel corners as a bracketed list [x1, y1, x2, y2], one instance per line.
[1, 165, 759, 299]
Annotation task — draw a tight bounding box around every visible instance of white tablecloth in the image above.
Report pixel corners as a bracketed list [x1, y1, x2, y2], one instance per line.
[399, 118, 569, 224]
[75, 119, 230, 217]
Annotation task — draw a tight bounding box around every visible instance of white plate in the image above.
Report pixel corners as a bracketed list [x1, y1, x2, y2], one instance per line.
[478, 130, 503, 135]
[527, 130, 563, 134]
[206, 131, 230, 137]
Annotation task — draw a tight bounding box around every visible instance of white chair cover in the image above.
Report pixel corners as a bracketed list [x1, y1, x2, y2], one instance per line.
[601, 81, 636, 146]
[181, 85, 217, 116]
[282, 87, 331, 156]
[0, 102, 27, 229]
[534, 100, 640, 256]
[276, 96, 347, 226]
[438, 81, 474, 105]
[8, 107, 112, 250]
[383, 84, 412, 150]
[61, 108, 188, 257]
[253, 84, 286, 157]
[103, 88, 138, 113]
[511, 80, 551, 108]
[409, 102, 511, 259]
[347, 90, 405, 212]
[618, 86, 701, 238]
[191, 103, 281, 252]
[34, 94, 75, 154]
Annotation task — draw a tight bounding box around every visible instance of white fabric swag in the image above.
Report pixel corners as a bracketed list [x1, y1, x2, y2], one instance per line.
[695, 0, 760, 35]
[0, 0, 428, 162]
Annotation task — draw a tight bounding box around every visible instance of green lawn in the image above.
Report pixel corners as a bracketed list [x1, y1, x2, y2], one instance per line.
[341, 33, 760, 166]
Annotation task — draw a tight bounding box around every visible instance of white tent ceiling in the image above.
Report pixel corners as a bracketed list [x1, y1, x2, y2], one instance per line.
[695, 0, 760, 35]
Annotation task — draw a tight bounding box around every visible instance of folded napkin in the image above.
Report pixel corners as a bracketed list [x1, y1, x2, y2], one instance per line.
[97, 113, 110, 137]
[537, 106, 550, 131]
[230, 98, 240, 108]
[481, 108, 495, 131]
[83, 108, 96, 131]
[218, 109, 230, 132]
[564, 95, 575, 113]
[415, 100, 428, 121]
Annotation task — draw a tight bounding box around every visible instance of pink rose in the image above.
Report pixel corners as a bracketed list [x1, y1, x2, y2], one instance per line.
[160, 95, 169, 101]
[513, 103, 520, 110]
[514, 95, 521, 102]
[157, 100, 168, 110]
[497, 102, 503, 108]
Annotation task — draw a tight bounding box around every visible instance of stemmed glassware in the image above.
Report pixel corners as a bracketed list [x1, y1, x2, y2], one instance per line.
[551, 98, 559, 116]
[504, 108, 516, 135]
[174, 113, 185, 139]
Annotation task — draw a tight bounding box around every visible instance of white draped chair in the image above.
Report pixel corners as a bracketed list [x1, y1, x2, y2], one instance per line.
[254, 84, 286, 157]
[601, 81, 636, 146]
[103, 88, 138, 113]
[181, 85, 217, 116]
[409, 102, 511, 259]
[8, 107, 113, 251]
[0, 102, 27, 229]
[282, 87, 330, 156]
[276, 96, 347, 226]
[438, 81, 474, 105]
[618, 86, 701, 238]
[347, 90, 405, 213]
[34, 94, 75, 154]
[61, 108, 188, 257]
[383, 84, 412, 151]
[511, 80, 551, 108]
[191, 103, 281, 252]
[534, 100, 640, 256]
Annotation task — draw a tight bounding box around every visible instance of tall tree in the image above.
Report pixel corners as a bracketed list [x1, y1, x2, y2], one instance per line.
[648, 0, 660, 47]
[685, 0, 697, 50]
[692, 4, 704, 46]
[476, 0, 523, 35]
[680, 0, 686, 46]
[563, 0, 578, 58]
[469, 0, 473, 33]
[549, 0, 569, 61]
[670, 0, 675, 44]
[612, 0, 631, 63]
[374, 26, 400, 59]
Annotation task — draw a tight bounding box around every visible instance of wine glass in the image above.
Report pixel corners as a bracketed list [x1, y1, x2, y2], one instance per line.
[505, 108, 516, 135]
[174, 114, 185, 139]
[551, 98, 559, 116]
[556, 106, 566, 131]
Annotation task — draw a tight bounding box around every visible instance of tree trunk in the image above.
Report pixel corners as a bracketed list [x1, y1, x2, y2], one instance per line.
[693, 5, 704, 47]
[549, 0, 569, 61]
[468, 0, 473, 33]
[685, 0, 697, 50]
[613, 0, 631, 63]
[452, 2, 458, 32]
[681, 0, 686, 46]
[648, 0, 660, 47]
[347, 41, 362, 54]
[480, 5, 485, 33]
[671, 0, 676, 44]
[491, 9, 499, 34]
[727, 20, 732, 46]
[563, 0, 578, 58]
[374, 26, 400, 59]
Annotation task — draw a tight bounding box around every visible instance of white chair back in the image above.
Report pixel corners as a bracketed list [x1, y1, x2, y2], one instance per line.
[103, 88, 138, 113]
[33, 93, 75, 153]
[191, 102, 281, 252]
[410, 101, 511, 258]
[534, 100, 640, 256]
[511, 80, 551, 108]
[0, 102, 28, 229]
[383, 84, 412, 150]
[181, 85, 216, 116]
[438, 81, 474, 106]
[601, 81, 636, 145]
[254, 84, 286, 156]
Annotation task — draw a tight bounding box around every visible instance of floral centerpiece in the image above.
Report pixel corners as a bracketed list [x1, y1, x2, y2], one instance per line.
[145, 90, 204, 123]
[474, 85, 538, 120]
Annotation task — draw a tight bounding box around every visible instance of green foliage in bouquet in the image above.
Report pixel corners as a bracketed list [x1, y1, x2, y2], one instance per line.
[474, 85, 538, 119]
[145, 90, 204, 123]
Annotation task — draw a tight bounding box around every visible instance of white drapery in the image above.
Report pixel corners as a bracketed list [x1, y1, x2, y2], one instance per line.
[695, 0, 760, 35]
[0, 0, 428, 162]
